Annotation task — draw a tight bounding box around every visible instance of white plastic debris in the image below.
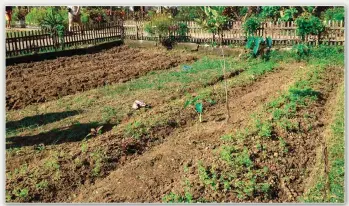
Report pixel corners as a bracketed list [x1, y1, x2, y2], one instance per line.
[132, 100, 147, 109]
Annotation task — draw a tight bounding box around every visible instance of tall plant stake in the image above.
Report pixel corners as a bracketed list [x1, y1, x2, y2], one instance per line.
[220, 31, 231, 122]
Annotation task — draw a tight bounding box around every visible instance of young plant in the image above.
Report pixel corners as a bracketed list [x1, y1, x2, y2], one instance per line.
[184, 96, 203, 123]
[195, 6, 231, 121]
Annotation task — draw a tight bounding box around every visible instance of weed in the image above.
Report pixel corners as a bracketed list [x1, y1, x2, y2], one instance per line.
[34, 144, 45, 153]
[255, 119, 272, 138]
[81, 139, 88, 153]
[162, 192, 187, 203]
[220, 145, 237, 163]
[90, 148, 106, 177]
[198, 162, 218, 191]
[236, 147, 253, 167]
[279, 137, 288, 153]
[19, 164, 28, 175]
[220, 134, 232, 141]
[101, 106, 118, 123]
[44, 153, 60, 173]
[36, 180, 49, 190]
[13, 188, 29, 199]
[124, 121, 148, 139]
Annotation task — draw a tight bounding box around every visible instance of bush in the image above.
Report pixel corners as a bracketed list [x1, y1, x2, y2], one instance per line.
[174, 6, 203, 21]
[243, 16, 261, 36]
[40, 8, 66, 49]
[259, 6, 281, 21]
[144, 14, 173, 38]
[25, 7, 47, 25]
[85, 8, 109, 24]
[295, 14, 324, 41]
[292, 43, 310, 61]
[280, 7, 298, 22]
[23, 7, 68, 26]
[323, 7, 344, 21]
[12, 7, 28, 21]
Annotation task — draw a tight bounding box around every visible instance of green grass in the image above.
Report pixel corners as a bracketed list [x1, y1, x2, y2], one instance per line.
[302, 84, 344, 203]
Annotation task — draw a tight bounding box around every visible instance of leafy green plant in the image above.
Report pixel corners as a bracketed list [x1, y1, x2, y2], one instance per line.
[144, 14, 173, 43]
[36, 180, 49, 190]
[90, 148, 105, 177]
[259, 6, 281, 21]
[13, 188, 29, 199]
[195, 6, 227, 38]
[124, 121, 148, 139]
[40, 8, 66, 50]
[295, 13, 324, 41]
[184, 96, 204, 122]
[245, 36, 272, 59]
[323, 7, 344, 21]
[280, 7, 298, 21]
[243, 16, 261, 36]
[25, 7, 47, 25]
[12, 7, 28, 21]
[293, 43, 310, 60]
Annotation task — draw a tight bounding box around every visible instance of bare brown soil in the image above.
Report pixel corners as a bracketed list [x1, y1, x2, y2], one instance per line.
[5, 45, 343, 203]
[6, 45, 197, 110]
[73, 63, 317, 203]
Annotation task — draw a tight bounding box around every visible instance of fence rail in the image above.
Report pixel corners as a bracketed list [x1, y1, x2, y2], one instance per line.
[123, 20, 345, 46]
[6, 22, 124, 57]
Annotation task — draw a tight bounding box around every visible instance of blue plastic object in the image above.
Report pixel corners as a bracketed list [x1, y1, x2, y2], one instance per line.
[182, 65, 192, 71]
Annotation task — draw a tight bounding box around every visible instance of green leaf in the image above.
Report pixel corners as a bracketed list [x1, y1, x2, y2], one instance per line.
[246, 36, 255, 49]
[195, 102, 203, 114]
[253, 38, 261, 56]
[266, 37, 272, 48]
[184, 100, 191, 108]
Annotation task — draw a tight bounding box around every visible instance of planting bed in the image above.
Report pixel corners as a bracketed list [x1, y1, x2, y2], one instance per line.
[5, 45, 344, 203]
[6, 45, 197, 110]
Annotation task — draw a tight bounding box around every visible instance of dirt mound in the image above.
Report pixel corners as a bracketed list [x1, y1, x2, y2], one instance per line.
[6, 46, 197, 110]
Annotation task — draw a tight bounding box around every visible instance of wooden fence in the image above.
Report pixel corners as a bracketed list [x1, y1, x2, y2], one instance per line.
[5, 20, 344, 57]
[6, 22, 124, 57]
[123, 20, 345, 46]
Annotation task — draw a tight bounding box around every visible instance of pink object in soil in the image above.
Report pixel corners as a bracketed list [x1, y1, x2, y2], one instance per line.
[132, 100, 147, 109]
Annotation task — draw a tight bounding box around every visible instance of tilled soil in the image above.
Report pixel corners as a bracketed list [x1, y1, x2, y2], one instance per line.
[5, 61, 296, 203]
[6, 46, 197, 110]
[73, 63, 312, 203]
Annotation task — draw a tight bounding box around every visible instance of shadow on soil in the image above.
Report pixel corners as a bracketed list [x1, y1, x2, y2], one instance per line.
[6, 122, 115, 149]
[6, 110, 81, 133]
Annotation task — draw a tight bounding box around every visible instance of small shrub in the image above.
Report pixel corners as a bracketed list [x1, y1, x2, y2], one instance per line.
[280, 7, 298, 22]
[243, 16, 261, 36]
[293, 43, 310, 61]
[323, 7, 344, 21]
[25, 7, 47, 25]
[295, 14, 324, 41]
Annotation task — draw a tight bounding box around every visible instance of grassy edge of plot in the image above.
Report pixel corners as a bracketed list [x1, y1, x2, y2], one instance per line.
[301, 83, 344, 203]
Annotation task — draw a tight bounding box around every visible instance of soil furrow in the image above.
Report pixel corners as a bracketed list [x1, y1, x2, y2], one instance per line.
[73, 62, 303, 202]
[6, 46, 197, 110]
